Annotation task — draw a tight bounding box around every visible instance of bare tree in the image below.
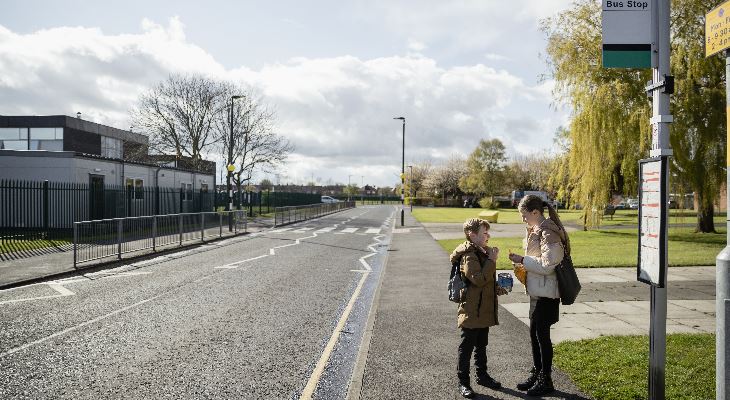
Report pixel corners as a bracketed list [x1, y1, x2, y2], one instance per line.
[409, 161, 432, 198]
[131, 73, 227, 167]
[213, 85, 293, 196]
[424, 155, 467, 201]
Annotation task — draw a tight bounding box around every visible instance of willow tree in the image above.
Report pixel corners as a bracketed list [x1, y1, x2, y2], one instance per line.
[543, 0, 726, 232]
[542, 0, 651, 228]
[670, 0, 726, 232]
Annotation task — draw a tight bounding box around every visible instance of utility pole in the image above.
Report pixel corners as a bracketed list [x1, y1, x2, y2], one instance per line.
[393, 117, 405, 226]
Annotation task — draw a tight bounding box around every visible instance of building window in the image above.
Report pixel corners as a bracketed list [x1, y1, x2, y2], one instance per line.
[29, 127, 63, 151]
[0, 127, 29, 150]
[101, 136, 122, 158]
[181, 183, 193, 201]
[125, 178, 144, 200]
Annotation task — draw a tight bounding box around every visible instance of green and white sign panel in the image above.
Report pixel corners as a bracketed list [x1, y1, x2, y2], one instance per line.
[602, 0, 653, 68]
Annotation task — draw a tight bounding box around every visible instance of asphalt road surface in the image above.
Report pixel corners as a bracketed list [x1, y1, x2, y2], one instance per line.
[0, 206, 395, 399]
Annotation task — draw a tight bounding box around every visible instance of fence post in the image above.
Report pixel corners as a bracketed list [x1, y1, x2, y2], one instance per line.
[117, 219, 123, 260]
[200, 212, 205, 242]
[244, 210, 248, 232]
[219, 213, 223, 237]
[73, 222, 78, 268]
[152, 215, 157, 252]
[43, 180, 49, 238]
[179, 214, 183, 246]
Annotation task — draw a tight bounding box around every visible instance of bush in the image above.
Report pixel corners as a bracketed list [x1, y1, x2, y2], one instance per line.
[479, 197, 500, 209]
[406, 197, 440, 206]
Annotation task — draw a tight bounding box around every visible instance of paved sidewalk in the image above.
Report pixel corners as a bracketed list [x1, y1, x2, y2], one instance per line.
[354, 212, 590, 400]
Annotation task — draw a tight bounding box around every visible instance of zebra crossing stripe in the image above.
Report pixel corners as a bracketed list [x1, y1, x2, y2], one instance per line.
[365, 228, 381, 234]
[340, 227, 358, 233]
[316, 227, 336, 232]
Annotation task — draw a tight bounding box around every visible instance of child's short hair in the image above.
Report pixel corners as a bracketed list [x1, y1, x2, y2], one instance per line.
[463, 218, 490, 240]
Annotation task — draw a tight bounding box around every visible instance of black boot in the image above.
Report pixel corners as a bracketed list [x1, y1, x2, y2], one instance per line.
[516, 366, 539, 391]
[476, 372, 502, 389]
[527, 370, 554, 396]
[458, 382, 475, 398]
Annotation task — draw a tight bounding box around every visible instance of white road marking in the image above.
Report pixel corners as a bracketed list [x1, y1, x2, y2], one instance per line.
[215, 254, 269, 269]
[0, 292, 166, 358]
[315, 227, 336, 233]
[341, 228, 358, 233]
[0, 283, 77, 305]
[271, 228, 293, 233]
[365, 228, 381, 234]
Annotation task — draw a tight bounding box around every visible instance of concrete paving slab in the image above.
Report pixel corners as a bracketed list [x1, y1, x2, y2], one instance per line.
[614, 314, 650, 331]
[666, 324, 704, 334]
[584, 300, 647, 315]
[552, 326, 600, 343]
[669, 299, 716, 314]
[559, 302, 601, 314]
[576, 273, 628, 283]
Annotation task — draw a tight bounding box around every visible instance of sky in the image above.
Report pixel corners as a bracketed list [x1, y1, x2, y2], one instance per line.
[0, 0, 574, 188]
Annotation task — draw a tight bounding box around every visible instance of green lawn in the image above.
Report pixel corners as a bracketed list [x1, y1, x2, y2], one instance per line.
[413, 207, 726, 227]
[438, 227, 725, 269]
[554, 334, 714, 400]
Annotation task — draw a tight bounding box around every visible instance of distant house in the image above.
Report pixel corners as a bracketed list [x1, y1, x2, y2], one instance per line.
[0, 115, 216, 217]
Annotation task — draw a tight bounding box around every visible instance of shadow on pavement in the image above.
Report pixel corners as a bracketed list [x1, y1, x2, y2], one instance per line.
[0, 240, 72, 261]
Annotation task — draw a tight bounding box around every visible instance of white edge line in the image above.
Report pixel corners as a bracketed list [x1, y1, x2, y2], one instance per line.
[300, 271, 369, 399]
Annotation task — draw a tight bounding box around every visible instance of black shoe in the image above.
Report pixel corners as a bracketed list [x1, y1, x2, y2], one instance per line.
[458, 383, 475, 398]
[517, 367, 539, 391]
[476, 373, 502, 389]
[527, 371, 554, 396]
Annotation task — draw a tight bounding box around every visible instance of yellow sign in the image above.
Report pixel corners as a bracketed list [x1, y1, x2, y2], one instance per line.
[706, 0, 730, 57]
[226, 164, 235, 172]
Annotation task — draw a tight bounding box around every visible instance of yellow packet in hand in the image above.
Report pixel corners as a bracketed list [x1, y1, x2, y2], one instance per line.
[513, 264, 527, 285]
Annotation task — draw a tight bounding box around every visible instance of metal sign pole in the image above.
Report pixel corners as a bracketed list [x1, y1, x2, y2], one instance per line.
[648, 0, 672, 398]
[702, 3, 730, 397]
[717, 48, 730, 400]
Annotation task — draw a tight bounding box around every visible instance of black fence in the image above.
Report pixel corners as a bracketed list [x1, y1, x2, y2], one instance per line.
[216, 190, 323, 215]
[1, 179, 214, 244]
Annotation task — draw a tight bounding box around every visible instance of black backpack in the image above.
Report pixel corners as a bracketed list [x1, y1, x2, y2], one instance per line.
[448, 256, 468, 302]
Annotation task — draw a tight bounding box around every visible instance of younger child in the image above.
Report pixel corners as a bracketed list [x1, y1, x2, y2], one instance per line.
[449, 218, 507, 398]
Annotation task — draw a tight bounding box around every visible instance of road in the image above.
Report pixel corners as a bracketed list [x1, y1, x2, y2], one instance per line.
[0, 205, 395, 399]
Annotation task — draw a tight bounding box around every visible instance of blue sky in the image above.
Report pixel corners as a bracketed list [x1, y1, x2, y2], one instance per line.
[1, 0, 574, 187]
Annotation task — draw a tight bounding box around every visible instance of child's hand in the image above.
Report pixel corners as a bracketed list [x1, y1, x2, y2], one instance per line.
[508, 252, 523, 264]
[487, 246, 499, 260]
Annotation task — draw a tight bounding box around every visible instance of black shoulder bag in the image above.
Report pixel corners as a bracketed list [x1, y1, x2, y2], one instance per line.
[555, 234, 581, 305]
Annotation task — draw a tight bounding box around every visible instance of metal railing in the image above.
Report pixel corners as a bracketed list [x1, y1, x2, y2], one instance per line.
[274, 202, 355, 226]
[73, 210, 246, 267]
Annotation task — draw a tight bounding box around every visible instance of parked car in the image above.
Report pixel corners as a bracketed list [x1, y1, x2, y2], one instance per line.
[615, 201, 628, 210]
[627, 198, 639, 209]
[321, 195, 339, 203]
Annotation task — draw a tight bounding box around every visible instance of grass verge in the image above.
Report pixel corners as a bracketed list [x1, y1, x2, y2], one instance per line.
[554, 333, 714, 400]
[438, 227, 725, 269]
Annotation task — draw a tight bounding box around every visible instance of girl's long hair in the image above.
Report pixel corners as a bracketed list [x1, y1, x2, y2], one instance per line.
[518, 194, 571, 254]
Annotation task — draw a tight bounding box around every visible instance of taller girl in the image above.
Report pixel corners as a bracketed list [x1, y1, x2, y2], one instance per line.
[508, 194, 570, 396]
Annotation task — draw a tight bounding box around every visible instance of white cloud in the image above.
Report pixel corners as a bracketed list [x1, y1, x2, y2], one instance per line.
[0, 17, 567, 187]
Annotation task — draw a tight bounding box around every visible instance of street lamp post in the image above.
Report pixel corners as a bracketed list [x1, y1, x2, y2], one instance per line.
[393, 117, 405, 226]
[407, 165, 413, 212]
[227, 95, 243, 231]
[361, 175, 364, 204]
[347, 174, 353, 202]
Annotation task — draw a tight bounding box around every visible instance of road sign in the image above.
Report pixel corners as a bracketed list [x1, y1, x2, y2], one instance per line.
[706, 0, 730, 57]
[602, 0, 653, 68]
[638, 157, 668, 287]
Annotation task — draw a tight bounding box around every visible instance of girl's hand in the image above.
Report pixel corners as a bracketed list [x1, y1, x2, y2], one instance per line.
[508, 252, 523, 264]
